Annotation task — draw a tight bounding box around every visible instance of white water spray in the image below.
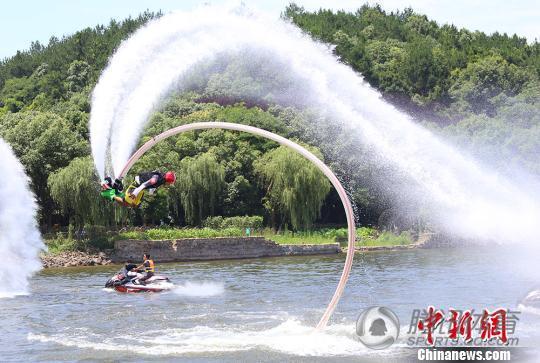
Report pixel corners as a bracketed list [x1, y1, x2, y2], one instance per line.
[0, 139, 44, 298]
[173, 281, 225, 297]
[28, 320, 373, 356]
[90, 5, 540, 243]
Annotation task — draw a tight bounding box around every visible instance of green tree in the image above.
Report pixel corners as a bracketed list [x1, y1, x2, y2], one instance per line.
[66, 60, 90, 93]
[48, 156, 115, 226]
[448, 54, 534, 117]
[223, 175, 260, 216]
[254, 145, 331, 230]
[177, 153, 225, 225]
[365, 39, 410, 94]
[0, 77, 37, 112]
[0, 111, 88, 226]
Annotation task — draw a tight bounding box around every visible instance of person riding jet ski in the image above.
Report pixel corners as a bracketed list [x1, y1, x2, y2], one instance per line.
[100, 170, 176, 208]
[132, 253, 155, 285]
[104, 263, 138, 287]
[104, 260, 172, 293]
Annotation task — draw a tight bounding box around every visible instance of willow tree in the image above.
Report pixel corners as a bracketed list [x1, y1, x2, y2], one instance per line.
[254, 145, 332, 230]
[177, 153, 225, 225]
[48, 156, 115, 226]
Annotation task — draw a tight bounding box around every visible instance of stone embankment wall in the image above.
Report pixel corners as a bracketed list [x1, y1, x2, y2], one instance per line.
[113, 237, 340, 262]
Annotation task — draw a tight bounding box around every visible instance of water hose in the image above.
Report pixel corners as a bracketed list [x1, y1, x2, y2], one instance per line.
[117, 122, 356, 329]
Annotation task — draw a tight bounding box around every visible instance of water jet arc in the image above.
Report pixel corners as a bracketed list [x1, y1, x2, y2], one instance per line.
[118, 121, 356, 329]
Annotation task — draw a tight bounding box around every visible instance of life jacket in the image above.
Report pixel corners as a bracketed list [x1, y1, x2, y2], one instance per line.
[144, 259, 155, 273]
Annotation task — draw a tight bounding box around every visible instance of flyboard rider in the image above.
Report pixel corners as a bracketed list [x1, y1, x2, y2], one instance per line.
[100, 170, 176, 208]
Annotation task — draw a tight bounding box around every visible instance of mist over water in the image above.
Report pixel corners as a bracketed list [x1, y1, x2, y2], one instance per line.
[0, 139, 44, 298]
[173, 281, 225, 297]
[90, 5, 540, 243]
[27, 320, 367, 357]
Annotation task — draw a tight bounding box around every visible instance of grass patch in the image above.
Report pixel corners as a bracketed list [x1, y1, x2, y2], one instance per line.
[117, 227, 245, 240]
[44, 238, 78, 255]
[263, 227, 349, 245]
[262, 227, 412, 246]
[263, 231, 336, 245]
[357, 231, 413, 247]
[43, 228, 116, 254]
[117, 226, 414, 246]
[44, 226, 414, 253]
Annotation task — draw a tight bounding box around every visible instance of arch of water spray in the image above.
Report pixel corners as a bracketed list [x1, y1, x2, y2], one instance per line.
[117, 122, 355, 329]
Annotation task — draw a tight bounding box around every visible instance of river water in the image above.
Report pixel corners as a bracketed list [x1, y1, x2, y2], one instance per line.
[3, 247, 540, 362]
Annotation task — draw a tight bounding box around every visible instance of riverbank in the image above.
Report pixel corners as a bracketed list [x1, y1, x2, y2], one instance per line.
[113, 237, 341, 263]
[41, 251, 112, 268]
[114, 226, 415, 247]
[40, 238, 340, 268]
[350, 231, 433, 252]
[40, 228, 421, 268]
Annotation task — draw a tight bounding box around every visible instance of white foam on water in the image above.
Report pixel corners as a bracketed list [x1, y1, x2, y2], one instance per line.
[0, 291, 30, 299]
[522, 289, 540, 302]
[519, 304, 540, 316]
[0, 139, 44, 298]
[518, 289, 540, 317]
[30, 316, 540, 356]
[28, 319, 385, 356]
[172, 281, 225, 297]
[89, 4, 540, 244]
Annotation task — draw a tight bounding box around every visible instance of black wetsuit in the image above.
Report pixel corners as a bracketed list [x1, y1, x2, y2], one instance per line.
[135, 171, 166, 192]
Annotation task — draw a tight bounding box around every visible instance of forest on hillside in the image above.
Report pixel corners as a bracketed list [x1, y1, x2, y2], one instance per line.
[285, 4, 540, 174]
[0, 5, 538, 233]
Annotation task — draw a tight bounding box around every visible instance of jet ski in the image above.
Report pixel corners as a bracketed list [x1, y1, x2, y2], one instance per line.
[105, 263, 173, 293]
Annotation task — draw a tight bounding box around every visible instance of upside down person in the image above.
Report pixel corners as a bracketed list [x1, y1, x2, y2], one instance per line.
[100, 176, 130, 206]
[100, 170, 176, 207]
[131, 170, 176, 199]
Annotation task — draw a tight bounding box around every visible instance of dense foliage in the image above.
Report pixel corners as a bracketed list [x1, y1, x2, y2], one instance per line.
[0, 12, 160, 110]
[284, 4, 540, 175]
[203, 216, 264, 230]
[1, 4, 538, 235]
[254, 145, 331, 230]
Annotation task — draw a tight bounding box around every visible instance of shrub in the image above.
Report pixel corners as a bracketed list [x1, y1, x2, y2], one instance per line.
[357, 227, 377, 240]
[203, 215, 264, 230]
[79, 224, 107, 249]
[46, 238, 77, 254]
[321, 228, 348, 240]
[371, 231, 413, 246]
[203, 216, 224, 229]
[144, 227, 244, 240]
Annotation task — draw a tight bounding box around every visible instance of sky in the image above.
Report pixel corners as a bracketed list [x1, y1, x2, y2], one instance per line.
[0, 0, 538, 59]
